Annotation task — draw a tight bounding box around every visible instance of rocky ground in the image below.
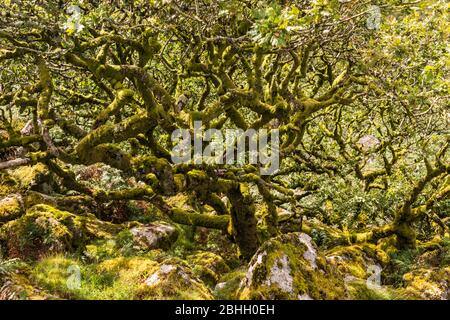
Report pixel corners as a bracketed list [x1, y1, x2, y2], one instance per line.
[1, 164, 449, 300]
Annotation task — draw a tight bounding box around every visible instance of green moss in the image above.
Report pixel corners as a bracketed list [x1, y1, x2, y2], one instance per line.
[23, 191, 56, 208]
[325, 244, 389, 280]
[383, 248, 418, 286]
[83, 239, 119, 262]
[0, 195, 23, 223]
[238, 233, 348, 300]
[9, 164, 49, 190]
[170, 208, 230, 230]
[346, 279, 407, 300]
[30, 255, 160, 299]
[377, 236, 398, 257]
[187, 169, 209, 181]
[398, 267, 450, 300]
[173, 174, 186, 191]
[0, 260, 56, 300]
[0, 185, 15, 198]
[0, 172, 17, 197]
[255, 204, 272, 243]
[0, 204, 122, 260]
[186, 251, 230, 287]
[214, 268, 246, 299]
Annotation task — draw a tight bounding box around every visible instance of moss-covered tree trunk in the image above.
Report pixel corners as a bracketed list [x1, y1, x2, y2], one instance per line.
[227, 183, 258, 260]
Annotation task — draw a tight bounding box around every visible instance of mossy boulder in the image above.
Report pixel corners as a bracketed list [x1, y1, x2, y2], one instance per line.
[400, 267, 450, 300]
[324, 243, 394, 300]
[186, 251, 230, 287]
[325, 243, 389, 281]
[214, 268, 246, 299]
[0, 194, 24, 223]
[130, 221, 178, 251]
[8, 164, 55, 193]
[139, 257, 214, 300]
[0, 204, 122, 260]
[237, 232, 348, 300]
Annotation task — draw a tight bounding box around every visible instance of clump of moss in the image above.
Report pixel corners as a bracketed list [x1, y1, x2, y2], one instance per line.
[23, 191, 57, 209]
[417, 237, 450, 268]
[0, 207, 73, 260]
[0, 194, 23, 223]
[0, 172, 18, 197]
[325, 243, 389, 280]
[186, 251, 230, 287]
[83, 239, 120, 262]
[8, 164, 51, 191]
[82, 234, 168, 263]
[378, 237, 450, 299]
[346, 279, 407, 300]
[214, 268, 246, 299]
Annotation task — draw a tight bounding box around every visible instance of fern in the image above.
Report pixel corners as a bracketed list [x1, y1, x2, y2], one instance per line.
[0, 258, 20, 277]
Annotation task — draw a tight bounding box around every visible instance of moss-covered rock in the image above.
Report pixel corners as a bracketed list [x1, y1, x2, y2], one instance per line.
[0, 204, 122, 260]
[400, 267, 450, 300]
[324, 243, 395, 299]
[0, 194, 23, 223]
[130, 221, 178, 251]
[325, 243, 389, 281]
[237, 232, 348, 300]
[214, 268, 246, 299]
[138, 257, 214, 300]
[8, 163, 55, 193]
[186, 251, 230, 287]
